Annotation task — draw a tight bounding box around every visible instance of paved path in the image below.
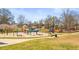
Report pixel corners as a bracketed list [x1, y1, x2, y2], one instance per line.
[0, 39, 33, 47]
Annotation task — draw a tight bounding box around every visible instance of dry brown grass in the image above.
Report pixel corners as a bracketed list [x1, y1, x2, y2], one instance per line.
[56, 32, 79, 45]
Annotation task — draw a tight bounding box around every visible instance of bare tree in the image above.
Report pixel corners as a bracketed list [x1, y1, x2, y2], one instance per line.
[38, 19, 44, 28]
[62, 9, 79, 31]
[0, 8, 14, 24]
[17, 15, 25, 27]
[44, 15, 54, 29]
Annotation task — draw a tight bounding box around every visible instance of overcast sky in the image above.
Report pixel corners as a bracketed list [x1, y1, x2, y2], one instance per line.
[8, 8, 79, 23]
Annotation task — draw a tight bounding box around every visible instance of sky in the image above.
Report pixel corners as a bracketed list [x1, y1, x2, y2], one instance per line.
[8, 8, 79, 23]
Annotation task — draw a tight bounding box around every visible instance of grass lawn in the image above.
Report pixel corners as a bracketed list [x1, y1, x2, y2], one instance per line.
[0, 32, 79, 50]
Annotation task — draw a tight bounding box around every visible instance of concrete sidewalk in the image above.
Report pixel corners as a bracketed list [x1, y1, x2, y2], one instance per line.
[0, 39, 32, 47]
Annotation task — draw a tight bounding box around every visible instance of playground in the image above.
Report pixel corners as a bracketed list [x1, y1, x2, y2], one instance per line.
[0, 24, 58, 47]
